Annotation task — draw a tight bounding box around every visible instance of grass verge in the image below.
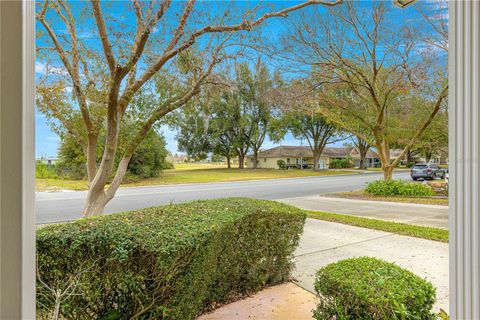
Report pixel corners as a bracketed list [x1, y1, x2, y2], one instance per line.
[325, 189, 448, 206]
[307, 210, 448, 243]
[36, 165, 356, 192]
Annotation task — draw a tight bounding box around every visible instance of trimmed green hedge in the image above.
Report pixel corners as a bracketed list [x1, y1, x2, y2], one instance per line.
[365, 179, 435, 197]
[37, 198, 306, 320]
[313, 257, 436, 320]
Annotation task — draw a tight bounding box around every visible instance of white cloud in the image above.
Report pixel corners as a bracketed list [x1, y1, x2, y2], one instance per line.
[35, 61, 46, 74]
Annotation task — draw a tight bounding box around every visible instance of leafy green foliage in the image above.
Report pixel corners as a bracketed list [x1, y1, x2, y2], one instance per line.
[36, 161, 59, 179]
[365, 179, 435, 197]
[37, 198, 306, 319]
[329, 158, 353, 169]
[277, 159, 286, 170]
[170, 59, 278, 168]
[54, 130, 169, 180]
[313, 257, 437, 320]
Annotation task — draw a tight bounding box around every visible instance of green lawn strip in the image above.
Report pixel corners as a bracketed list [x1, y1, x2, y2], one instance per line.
[36, 168, 356, 191]
[307, 210, 448, 243]
[326, 190, 448, 206]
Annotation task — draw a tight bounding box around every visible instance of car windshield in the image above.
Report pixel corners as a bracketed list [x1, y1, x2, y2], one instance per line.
[413, 165, 428, 169]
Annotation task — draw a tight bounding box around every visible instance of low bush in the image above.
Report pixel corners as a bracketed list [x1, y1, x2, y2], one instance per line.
[406, 161, 416, 168]
[365, 179, 435, 197]
[162, 160, 175, 169]
[277, 159, 286, 169]
[37, 198, 306, 320]
[329, 158, 353, 169]
[35, 161, 59, 179]
[313, 257, 436, 320]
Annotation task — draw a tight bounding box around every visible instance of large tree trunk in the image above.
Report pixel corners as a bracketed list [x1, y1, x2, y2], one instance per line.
[252, 149, 258, 169]
[82, 190, 112, 217]
[425, 151, 432, 163]
[383, 165, 394, 181]
[358, 147, 368, 169]
[375, 138, 395, 181]
[237, 152, 245, 169]
[82, 137, 130, 217]
[85, 134, 98, 182]
[313, 151, 321, 171]
[359, 158, 365, 170]
[226, 155, 231, 168]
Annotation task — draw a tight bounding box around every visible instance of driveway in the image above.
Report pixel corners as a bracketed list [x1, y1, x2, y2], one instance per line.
[279, 195, 448, 229]
[293, 218, 449, 312]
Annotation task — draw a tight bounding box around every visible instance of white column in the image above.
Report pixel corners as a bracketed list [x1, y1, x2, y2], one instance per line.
[0, 1, 36, 319]
[449, 1, 480, 319]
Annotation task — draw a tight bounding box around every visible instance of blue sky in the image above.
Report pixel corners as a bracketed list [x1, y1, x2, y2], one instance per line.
[35, 0, 447, 158]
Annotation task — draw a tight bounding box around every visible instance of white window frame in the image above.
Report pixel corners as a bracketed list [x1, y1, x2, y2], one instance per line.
[0, 1, 36, 318]
[0, 0, 479, 318]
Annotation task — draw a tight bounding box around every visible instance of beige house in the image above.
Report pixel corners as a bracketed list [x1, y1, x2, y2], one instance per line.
[389, 149, 449, 165]
[246, 146, 379, 169]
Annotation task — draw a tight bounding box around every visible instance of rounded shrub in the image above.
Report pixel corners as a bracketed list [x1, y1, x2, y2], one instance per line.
[365, 179, 435, 197]
[329, 158, 353, 169]
[37, 198, 306, 320]
[313, 257, 437, 320]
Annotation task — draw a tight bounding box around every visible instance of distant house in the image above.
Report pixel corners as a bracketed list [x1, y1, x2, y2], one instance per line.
[389, 149, 448, 165]
[166, 153, 188, 164]
[246, 146, 380, 169]
[36, 156, 58, 165]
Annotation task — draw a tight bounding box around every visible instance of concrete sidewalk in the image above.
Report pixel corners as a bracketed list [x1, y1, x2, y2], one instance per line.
[279, 195, 448, 229]
[198, 283, 316, 320]
[293, 218, 449, 312]
[200, 218, 448, 319]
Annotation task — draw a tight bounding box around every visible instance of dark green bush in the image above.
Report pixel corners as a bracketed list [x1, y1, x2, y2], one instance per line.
[55, 130, 169, 180]
[161, 161, 175, 169]
[406, 161, 416, 168]
[313, 257, 436, 320]
[277, 159, 286, 169]
[365, 179, 434, 197]
[37, 198, 306, 320]
[329, 158, 354, 169]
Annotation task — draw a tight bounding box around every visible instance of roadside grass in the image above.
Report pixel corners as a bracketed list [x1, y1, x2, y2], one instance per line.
[307, 210, 448, 243]
[354, 167, 410, 172]
[325, 189, 448, 206]
[36, 179, 89, 192]
[36, 165, 356, 192]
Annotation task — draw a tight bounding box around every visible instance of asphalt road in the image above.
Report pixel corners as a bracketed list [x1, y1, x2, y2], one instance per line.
[36, 171, 410, 224]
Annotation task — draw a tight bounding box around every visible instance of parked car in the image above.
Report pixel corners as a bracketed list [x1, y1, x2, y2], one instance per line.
[410, 163, 446, 180]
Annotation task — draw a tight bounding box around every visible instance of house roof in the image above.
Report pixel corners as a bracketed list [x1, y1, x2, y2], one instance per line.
[248, 146, 378, 159]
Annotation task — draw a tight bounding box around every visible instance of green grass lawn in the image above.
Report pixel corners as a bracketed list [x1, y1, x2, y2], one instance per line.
[325, 189, 448, 206]
[307, 210, 448, 243]
[36, 163, 355, 192]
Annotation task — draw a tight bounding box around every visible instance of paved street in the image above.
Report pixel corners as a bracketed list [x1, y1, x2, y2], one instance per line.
[36, 171, 410, 224]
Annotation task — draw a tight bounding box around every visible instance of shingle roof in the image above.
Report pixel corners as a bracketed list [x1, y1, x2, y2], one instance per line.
[249, 146, 378, 159]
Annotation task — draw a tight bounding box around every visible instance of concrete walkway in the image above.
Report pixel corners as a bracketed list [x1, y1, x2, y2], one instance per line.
[199, 219, 449, 319]
[198, 283, 316, 320]
[293, 219, 449, 312]
[279, 195, 448, 229]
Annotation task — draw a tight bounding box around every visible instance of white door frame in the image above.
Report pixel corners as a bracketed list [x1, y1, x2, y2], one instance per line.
[1, 1, 479, 319]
